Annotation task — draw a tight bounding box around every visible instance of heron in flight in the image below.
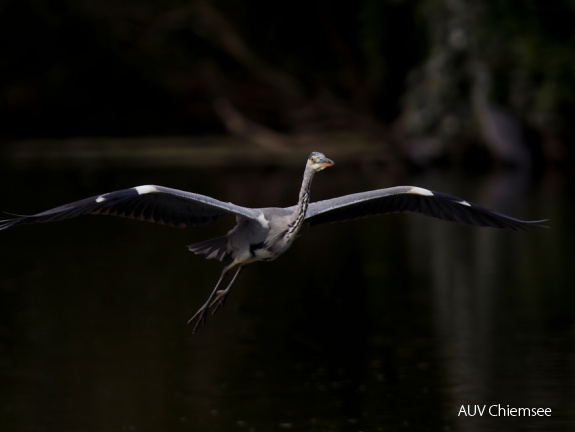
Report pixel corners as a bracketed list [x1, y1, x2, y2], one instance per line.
[1, 152, 543, 331]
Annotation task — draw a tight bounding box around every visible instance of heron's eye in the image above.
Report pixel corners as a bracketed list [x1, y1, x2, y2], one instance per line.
[310, 156, 318, 163]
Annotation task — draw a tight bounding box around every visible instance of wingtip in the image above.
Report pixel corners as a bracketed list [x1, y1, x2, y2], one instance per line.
[0, 218, 18, 231]
[510, 219, 549, 232]
[527, 219, 550, 230]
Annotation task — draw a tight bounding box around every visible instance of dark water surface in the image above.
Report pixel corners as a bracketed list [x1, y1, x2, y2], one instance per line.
[0, 160, 573, 432]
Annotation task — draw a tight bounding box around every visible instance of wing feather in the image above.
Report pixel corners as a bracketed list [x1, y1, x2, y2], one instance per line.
[303, 186, 545, 231]
[0, 185, 258, 230]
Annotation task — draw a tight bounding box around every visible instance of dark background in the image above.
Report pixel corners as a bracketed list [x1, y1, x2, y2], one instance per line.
[2, 0, 575, 170]
[1, 2, 574, 431]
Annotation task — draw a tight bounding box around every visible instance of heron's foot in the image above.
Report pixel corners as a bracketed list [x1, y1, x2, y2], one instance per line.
[188, 304, 210, 333]
[209, 289, 230, 315]
[187, 290, 229, 332]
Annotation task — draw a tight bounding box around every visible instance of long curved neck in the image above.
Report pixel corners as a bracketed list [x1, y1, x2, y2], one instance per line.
[286, 165, 315, 236]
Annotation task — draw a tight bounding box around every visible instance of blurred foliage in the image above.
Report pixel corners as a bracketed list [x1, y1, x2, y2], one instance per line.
[1, 0, 574, 165]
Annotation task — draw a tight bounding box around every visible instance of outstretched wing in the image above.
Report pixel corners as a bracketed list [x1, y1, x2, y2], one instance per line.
[303, 186, 545, 231]
[0, 185, 258, 230]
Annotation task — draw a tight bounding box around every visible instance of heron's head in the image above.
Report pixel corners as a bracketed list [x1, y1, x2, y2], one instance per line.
[307, 152, 334, 172]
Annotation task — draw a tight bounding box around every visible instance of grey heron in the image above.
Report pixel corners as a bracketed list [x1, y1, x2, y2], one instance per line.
[0, 152, 544, 332]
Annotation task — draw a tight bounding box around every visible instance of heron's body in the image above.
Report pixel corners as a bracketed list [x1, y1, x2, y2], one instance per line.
[0, 152, 544, 331]
[191, 208, 295, 264]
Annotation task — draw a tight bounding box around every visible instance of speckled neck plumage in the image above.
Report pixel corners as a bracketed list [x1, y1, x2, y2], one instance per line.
[285, 164, 315, 239]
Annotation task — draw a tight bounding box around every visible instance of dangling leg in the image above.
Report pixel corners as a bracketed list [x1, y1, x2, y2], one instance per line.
[209, 266, 243, 314]
[188, 263, 234, 332]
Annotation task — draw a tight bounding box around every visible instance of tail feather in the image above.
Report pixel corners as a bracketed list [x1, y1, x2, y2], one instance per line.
[188, 236, 231, 262]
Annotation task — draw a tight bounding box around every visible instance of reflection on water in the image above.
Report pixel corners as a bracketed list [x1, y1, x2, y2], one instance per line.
[0, 158, 573, 432]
